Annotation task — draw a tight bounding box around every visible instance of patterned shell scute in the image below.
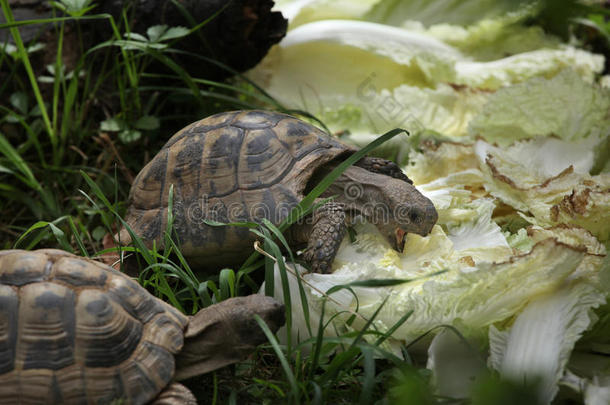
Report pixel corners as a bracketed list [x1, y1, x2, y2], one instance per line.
[0, 249, 189, 405]
[131, 110, 351, 201]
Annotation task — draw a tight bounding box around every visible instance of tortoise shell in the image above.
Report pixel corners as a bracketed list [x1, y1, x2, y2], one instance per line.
[0, 249, 188, 404]
[121, 110, 356, 267]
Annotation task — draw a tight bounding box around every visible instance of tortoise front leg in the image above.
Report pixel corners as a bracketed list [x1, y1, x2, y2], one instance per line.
[152, 382, 197, 405]
[301, 202, 348, 274]
[355, 156, 412, 184]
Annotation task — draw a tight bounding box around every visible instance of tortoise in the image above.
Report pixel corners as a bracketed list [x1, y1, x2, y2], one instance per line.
[0, 249, 285, 404]
[119, 110, 438, 273]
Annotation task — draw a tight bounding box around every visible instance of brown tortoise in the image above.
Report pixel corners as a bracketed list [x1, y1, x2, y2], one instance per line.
[0, 249, 284, 404]
[120, 110, 438, 273]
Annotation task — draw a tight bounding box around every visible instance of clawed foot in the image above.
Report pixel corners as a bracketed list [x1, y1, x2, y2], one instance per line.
[302, 202, 347, 274]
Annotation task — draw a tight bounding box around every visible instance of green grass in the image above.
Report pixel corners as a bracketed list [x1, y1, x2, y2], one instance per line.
[0, 0, 548, 403]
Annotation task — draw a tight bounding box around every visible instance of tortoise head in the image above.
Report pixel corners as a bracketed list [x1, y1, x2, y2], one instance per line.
[323, 164, 438, 252]
[373, 177, 438, 251]
[174, 295, 284, 381]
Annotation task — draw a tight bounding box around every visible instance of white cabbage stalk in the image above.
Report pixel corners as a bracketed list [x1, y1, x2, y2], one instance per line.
[488, 283, 606, 404]
[427, 329, 487, 399]
[283, 20, 462, 62]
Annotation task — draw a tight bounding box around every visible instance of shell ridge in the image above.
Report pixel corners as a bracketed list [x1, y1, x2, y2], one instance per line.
[161, 111, 239, 150]
[233, 126, 247, 191]
[42, 260, 53, 281]
[0, 285, 19, 375]
[143, 312, 186, 354]
[54, 366, 88, 404]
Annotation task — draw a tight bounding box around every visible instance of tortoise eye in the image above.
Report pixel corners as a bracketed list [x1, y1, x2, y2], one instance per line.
[409, 211, 420, 223]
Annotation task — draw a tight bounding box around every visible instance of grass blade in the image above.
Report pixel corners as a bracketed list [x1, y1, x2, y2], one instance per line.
[1, 0, 55, 149]
[47, 222, 73, 252]
[264, 237, 275, 297]
[374, 310, 414, 347]
[308, 298, 328, 381]
[359, 346, 375, 405]
[219, 268, 236, 300]
[13, 221, 53, 248]
[262, 219, 312, 337]
[254, 314, 300, 402]
[80, 170, 154, 264]
[67, 216, 88, 257]
[0, 133, 42, 191]
[140, 263, 185, 312]
[252, 227, 293, 351]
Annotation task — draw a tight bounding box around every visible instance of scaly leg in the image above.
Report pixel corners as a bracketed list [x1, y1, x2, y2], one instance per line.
[301, 202, 348, 274]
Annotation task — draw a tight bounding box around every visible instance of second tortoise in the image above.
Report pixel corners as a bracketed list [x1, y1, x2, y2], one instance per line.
[0, 249, 284, 404]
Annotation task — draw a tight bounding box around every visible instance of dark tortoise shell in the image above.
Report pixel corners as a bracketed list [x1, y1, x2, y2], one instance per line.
[121, 110, 355, 268]
[0, 249, 187, 404]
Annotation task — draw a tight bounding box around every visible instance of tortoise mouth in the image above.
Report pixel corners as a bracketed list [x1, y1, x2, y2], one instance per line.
[394, 228, 406, 252]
